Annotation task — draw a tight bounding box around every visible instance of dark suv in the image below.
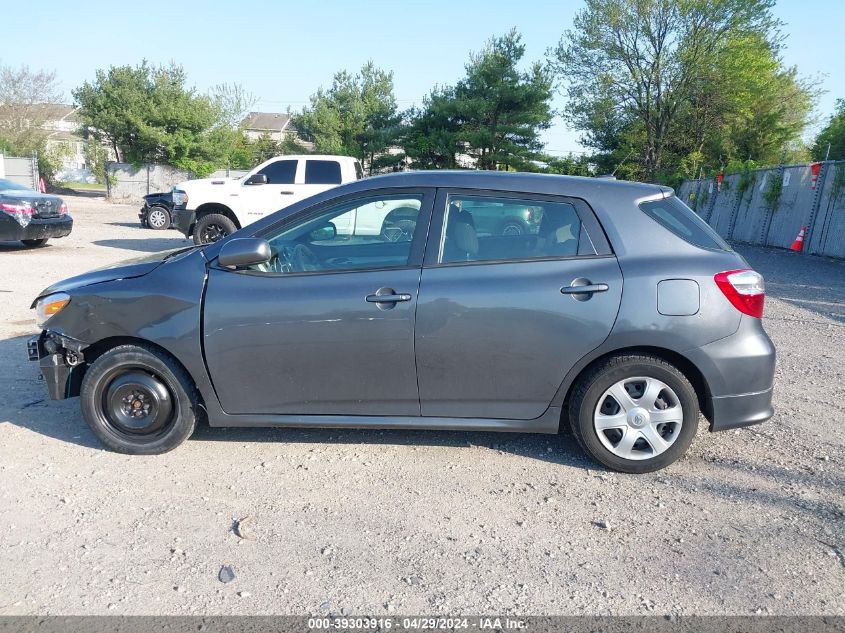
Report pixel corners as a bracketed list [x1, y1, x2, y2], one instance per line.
[28, 171, 774, 473]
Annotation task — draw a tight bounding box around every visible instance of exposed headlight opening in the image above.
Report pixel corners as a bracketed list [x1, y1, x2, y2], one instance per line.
[172, 189, 189, 206]
[35, 293, 71, 328]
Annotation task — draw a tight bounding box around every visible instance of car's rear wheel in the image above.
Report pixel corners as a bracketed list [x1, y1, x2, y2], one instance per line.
[568, 354, 699, 473]
[22, 238, 48, 247]
[193, 213, 236, 245]
[80, 344, 198, 454]
[146, 206, 171, 230]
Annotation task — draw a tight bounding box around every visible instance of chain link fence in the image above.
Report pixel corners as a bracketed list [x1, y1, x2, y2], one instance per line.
[678, 160, 845, 259]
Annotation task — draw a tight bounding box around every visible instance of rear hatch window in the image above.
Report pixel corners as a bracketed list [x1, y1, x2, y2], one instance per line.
[639, 196, 729, 250]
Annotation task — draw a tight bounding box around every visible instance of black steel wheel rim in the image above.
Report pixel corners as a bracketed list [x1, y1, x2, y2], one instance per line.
[101, 370, 174, 437]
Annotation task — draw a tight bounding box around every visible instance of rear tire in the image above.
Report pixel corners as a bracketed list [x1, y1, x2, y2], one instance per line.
[193, 213, 236, 245]
[80, 344, 198, 454]
[568, 354, 699, 474]
[22, 238, 48, 247]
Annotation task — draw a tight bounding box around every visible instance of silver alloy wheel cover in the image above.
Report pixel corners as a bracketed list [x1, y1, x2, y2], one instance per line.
[593, 376, 683, 461]
[148, 208, 167, 228]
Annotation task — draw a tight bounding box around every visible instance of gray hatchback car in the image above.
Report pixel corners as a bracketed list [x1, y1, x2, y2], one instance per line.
[29, 171, 775, 473]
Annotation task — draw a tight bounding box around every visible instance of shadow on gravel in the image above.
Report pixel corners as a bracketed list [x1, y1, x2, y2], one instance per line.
[0, 241, 53, 252]
[681, 458, 845, 549]
[735, 245, 845, 324]
[192, 424, 593, 469]
[93, 237, 192, 252]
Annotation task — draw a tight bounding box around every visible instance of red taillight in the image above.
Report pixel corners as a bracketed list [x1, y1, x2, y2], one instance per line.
[58, 202, 68, 215]
[0, 201, 32, 215]
[714, 269, 765, 318]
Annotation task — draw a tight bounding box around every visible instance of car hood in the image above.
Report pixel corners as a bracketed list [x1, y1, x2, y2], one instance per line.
[33, 245, 203, 303]
[175, 176, 241, 195]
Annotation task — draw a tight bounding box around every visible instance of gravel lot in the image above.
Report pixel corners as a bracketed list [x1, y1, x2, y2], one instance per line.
[0, 194, 843, 616]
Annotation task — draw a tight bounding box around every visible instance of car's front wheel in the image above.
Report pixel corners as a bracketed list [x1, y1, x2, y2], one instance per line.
[193, 213, 236, 245]
[146, 206, 171, 230]
[80, 344, 199, 454]
[568, 354, 699, 473]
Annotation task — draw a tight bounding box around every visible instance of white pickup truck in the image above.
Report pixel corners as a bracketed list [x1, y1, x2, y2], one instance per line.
[171, 155, 363, 244]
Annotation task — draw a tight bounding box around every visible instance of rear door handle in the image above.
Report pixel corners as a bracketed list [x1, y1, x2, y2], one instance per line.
[561, 283, 609, 295]
[280, 191, 295, 195]
[366, 293, 412, 303]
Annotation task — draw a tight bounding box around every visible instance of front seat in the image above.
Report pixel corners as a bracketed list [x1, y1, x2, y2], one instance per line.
[444, 206, 478, 261]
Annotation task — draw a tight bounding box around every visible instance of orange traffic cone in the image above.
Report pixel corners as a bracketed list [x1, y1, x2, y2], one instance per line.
[790, 226, 807, 252]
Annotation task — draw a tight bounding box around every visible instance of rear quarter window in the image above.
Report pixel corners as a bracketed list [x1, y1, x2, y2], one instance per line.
[639, 197, 729, 250]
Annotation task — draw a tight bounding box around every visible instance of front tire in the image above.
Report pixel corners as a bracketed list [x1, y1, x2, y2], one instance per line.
[193, 213, 236, 245]
[22, 238, 48, 247]
[568, 354, 699, 473]
[80, 344, 199, 454]
[146, 206, 171, 230]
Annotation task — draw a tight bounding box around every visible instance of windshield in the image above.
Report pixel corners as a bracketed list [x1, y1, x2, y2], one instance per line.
[0, 178, 31, 192]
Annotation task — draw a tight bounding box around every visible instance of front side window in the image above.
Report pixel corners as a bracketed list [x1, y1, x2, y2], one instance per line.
[256, 159, 297, 184]
[251, 194, 424, 274]
[440, 194, 590, 264]
[305, 160, 342, 185]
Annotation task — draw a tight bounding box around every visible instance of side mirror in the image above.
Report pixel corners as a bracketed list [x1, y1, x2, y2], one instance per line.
[245, 173, 268, 185]
[309, 222, 337, 242]
[218, 238, 271, 268]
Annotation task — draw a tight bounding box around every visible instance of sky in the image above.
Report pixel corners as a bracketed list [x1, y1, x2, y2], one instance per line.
[2, 0, 841, 154]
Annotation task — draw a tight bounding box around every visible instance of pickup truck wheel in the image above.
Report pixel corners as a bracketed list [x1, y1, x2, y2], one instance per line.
[499, 220, 524, 236]
[146, 206, 171, 230]
[80, 344, 198, 454]
[194, 213, 236, 245]
[22, 238, 49, 247]
[568, 354, 699, 474]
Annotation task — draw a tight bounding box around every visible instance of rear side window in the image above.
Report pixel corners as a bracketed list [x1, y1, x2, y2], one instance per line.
[439, 194, 597, 264]
[354, 161, 364, 180]
[257, 160, 297, 184]
[640, 197, 729, 250]
[305, 160, 342, 185]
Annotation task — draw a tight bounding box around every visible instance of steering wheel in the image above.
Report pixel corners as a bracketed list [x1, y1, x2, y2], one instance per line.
[254, 245, 293, 274]
[291, 243, 321, 272]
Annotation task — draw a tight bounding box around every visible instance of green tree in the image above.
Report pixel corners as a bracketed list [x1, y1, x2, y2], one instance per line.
[813, 99, 845, 161]
[542, 153, 593, 176]
[292, 62, 403, 174]
[403, 86, 463, 169]
[403, 30, 554, 172]
[0, 62, 66, 183]
[73, 61, 251, 176]
[549, 0, 801, 181]
[673, 31, 813, 175]
[453, 29, 554, 170]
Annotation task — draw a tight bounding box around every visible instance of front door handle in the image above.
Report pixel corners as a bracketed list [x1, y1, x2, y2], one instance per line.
[280, 191, 294, 195]
[561, 283, 609, 295]
[366, 292, 412, 303]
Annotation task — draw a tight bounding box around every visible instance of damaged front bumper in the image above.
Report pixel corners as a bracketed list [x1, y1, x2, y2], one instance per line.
[27, 332, 85, 400]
